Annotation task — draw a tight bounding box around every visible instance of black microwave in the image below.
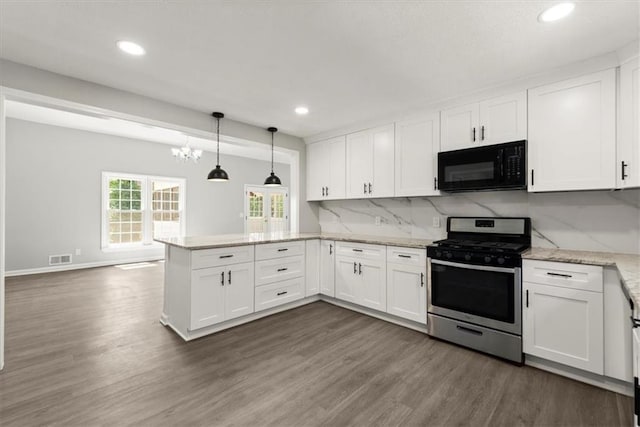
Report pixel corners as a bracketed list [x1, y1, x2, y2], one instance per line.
[437, 140, 526, 192]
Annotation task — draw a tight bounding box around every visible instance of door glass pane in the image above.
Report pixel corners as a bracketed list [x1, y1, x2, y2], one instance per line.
[431, 263, 515, 323]
[108, 178, 144, 245]
[269, 192, 287, 233]
[247, 191, 266, 233]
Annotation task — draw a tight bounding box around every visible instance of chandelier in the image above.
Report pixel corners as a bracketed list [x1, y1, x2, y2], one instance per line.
[171, 135, 202, 163]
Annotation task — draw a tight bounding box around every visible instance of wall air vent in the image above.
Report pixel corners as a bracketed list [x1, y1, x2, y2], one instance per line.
[49, 254, 72, 265]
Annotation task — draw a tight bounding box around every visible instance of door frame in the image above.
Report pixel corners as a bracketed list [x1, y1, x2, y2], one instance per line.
[243, 184, 290, 234]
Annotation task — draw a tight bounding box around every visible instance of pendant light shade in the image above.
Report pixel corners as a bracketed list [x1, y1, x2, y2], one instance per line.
[207, 112, 229, 182]
[264, 127, 282, 187]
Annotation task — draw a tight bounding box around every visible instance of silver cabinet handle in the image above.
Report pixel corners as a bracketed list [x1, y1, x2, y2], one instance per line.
[358, 263, 362, 275]
[363, 183, 367, 194]
[322, 187, 325, 196]
[421, 272, 424, 287]
[472, 127, 476, 142]
[277, 267, 288, 272]
[277, 248, 289, 252]
[622, 161, 629, 180]
[398, 254, 412, 259]
[228, 270, 231, 284]
[326, 186, 329, 196]
[368, 182, 372, 194]
[329, 244, 333, 255]
[221, 271, 225, 286]
[481, 125, 485, 141]
[353, 262, 357, 274]
[277, 291, 288, 296]
[219, 254, 233, 259]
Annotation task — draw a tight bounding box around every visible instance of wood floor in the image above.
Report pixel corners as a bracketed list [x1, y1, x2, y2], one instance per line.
[0, 262, 633, 426]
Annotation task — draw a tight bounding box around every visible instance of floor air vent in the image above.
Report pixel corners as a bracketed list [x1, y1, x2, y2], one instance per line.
[49, 254, 72, 265]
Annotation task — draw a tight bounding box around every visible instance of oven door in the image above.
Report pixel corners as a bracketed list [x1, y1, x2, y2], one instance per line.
[428, 259, 521, 335]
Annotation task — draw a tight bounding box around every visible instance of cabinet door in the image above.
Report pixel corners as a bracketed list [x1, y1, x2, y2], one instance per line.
[320, 240, 335, 297]
[335, 256, 358, 303]
[359, 259, 387, 312]
[523, 282, 604, 374]
[528, 69, 616, 192]
[346, 130, 373, 198]
[305, 239, 320, 297]
[225, 262, 255, 321]
[394, 114, 440, 197]
[190, 266, 226, 330]
[306, 141, 325, 201]
[387, 262, 426, 324]
[371, 124, 395, 198]
[618, 57, 640, 188]
[479, 91, 527, 145]
[327, 136, 346, 199]
[440, 102, 479, 151]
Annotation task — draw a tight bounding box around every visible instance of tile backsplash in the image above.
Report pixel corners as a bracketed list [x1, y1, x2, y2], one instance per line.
[319, 189, 640, 254]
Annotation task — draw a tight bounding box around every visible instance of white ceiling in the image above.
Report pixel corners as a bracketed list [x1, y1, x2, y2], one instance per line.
[5, 100, 292, 164]
[0, 1, 638, 138]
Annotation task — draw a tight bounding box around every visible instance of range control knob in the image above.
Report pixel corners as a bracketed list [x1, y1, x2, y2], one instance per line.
[497, 257, 505, 265]
[435, 251, 442, 258]
[464, 254, 472, 261]
[484, 256, 492, 263]
[445, 252, 453, 259]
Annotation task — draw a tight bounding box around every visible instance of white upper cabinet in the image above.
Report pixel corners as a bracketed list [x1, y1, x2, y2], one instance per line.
[528, 69, 616, 192]
[440, 91, 527, 152]
[478, 91, 527, 145]
[346, 124, 395, 199]
[306, 136, 346, 201]
[440, 103, 479, 151]
[394, 113, 440, 197]
[618, 56, 640, 188]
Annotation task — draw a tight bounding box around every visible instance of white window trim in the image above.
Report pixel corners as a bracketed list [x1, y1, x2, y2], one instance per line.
[244, 184, 289, 235]
[101, 172, 186, 251]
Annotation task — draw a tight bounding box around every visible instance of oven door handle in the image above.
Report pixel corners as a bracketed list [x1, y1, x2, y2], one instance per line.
[430, 259, 517, 274]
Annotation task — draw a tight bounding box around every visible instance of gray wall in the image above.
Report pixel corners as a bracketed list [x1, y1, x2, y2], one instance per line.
[319, 190, 640, 255]
[0, 58, 320, 234]
[5, 118, 290, 271]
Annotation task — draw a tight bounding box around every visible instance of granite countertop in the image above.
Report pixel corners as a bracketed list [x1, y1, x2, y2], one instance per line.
[154, 232, 433, 250]
[523, 247, 640, 307]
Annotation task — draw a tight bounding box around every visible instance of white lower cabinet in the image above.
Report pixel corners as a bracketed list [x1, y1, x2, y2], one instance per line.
[335, 242, 387, 311]
[190, 261, 255, 330]
[320, 240, 335, 297]
[386, 263, 426, 323]
[523, 260, 604, 375]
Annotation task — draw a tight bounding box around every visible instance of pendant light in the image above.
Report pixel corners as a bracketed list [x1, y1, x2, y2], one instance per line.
[207, 112, 229, 182]
[264, 127, 282, 186]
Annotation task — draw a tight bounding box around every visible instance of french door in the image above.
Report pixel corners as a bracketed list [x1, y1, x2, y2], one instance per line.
[244, 185, 289, 234]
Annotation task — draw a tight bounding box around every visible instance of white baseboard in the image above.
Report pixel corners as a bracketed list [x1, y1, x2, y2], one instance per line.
[5, 256, 164, 277]
[319, 295, 429, 334]
[525, 355, 633, 396]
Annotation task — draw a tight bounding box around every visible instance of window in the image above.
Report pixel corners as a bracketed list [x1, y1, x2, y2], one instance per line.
[102, 172, 185, 249]
[244, 185, 289, 234]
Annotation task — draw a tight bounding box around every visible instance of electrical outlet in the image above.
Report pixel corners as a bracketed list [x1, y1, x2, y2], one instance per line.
[75, 248, 82, 256]
[432, 217, 441, 228]
[375, 216, 381, 226]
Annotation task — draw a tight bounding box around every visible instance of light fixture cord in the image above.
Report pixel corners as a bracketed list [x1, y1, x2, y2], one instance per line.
[271, 131, 274, 173]
[216, 116, 220, 166]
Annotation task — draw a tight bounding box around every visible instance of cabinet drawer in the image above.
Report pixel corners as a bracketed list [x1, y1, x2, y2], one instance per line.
[387, 246, 426, 266]
[335, 242, 386, 261]
[191, 245, 254, 270]
[255, 241, 305, 261]
[255, 277, 305, 312]
[255, 255, 305, 287]
[523, 260, 603, 293]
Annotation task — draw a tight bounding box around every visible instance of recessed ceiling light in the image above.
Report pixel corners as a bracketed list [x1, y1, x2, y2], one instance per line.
[538, 2, 575, 23]
[295, 106, 309, 115]
[116, 40, 146, 56]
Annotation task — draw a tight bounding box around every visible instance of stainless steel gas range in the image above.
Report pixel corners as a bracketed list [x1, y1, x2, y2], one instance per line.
[426, 217, 531, 363]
